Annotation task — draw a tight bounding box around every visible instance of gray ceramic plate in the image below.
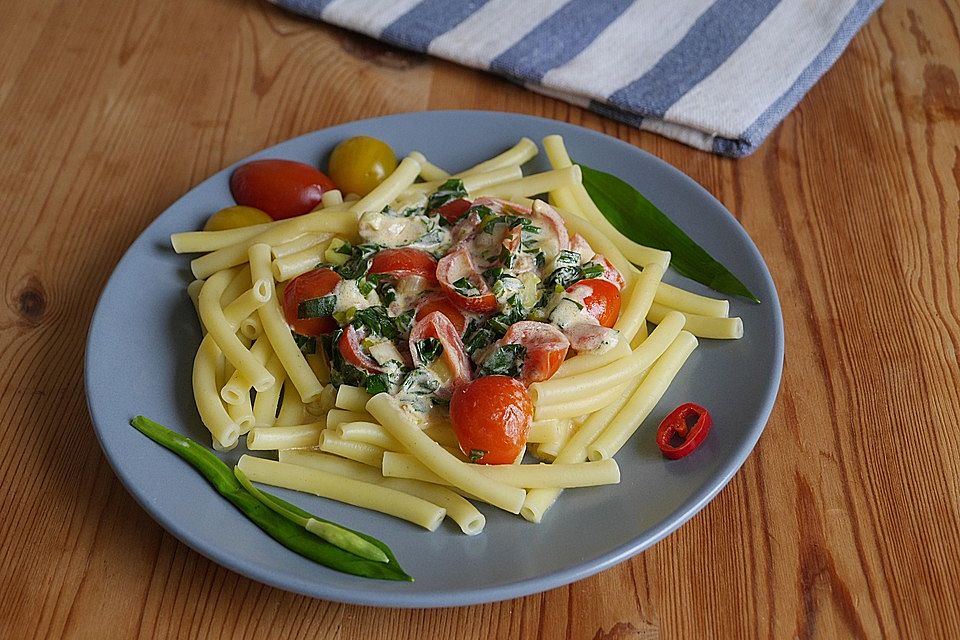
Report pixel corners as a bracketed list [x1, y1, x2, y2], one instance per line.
[86, 111, 783, 607]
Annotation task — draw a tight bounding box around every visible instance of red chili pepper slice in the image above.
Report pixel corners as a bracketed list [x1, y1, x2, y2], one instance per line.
[656, 403, 712, 459]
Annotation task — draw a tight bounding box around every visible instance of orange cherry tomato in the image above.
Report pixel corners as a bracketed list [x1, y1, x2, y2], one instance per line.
[282, 268, 341, 336]
[415, 293, 467, 335]
[450, 376, 533, 465]
[369, 248, 439, 285]
[567, 278, 621, 328]
[498, 321, 570, 385]
[230, 159, 335, 220]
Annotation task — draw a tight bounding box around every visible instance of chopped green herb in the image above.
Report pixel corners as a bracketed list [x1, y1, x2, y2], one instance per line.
[399, 368, 441, 396]
[353, 306, 400, 339]
[291, 331, 317, 355]
[469, 449, 487, 462]
[478, 344, 527, 378]
[364, 373, 390, 395]
[554, 250, 581, 268]
[426, 179, 467, 210]
[545, 265, 585, 289]
[298, 295, 336, 319]
[356, 276, 376, 296]
[581, 262, 604, 279]
[414, 338, 443, 364]
[451, 277, 481, 297]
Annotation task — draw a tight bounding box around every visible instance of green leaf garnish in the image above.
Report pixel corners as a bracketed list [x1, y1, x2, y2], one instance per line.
[579, 163, 760, 303]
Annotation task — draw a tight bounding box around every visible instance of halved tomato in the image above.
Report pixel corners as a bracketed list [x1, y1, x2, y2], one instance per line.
[337, 324, 381, 373]
[369, 248, 439, 285]
[436, 198, 472, 223]
[282, 268, 341, 336]
[409, 311, 472, 395]
[415, 293, 467, 334]
[497, 321, 570, 386]
[593, 254, 625, 290]
[567, 278, 621, 328]
[436, 246, 497, 314]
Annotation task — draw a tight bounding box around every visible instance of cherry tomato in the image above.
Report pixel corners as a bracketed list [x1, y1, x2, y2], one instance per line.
[415, 293, 467, 334]
[436, 246, 498, 313]
[282, 268, 341, 336]
[203, 205, 272, 231]
[499, 321, 569, 385]
[369, 248, 439, 285]
[409, 311, 472, 396]
[327, 136, 397, 197]
[594, 254, 626, 290]
[230, 159, 335, 220]
[567, 278, 621, 328]
[436, 198, 472, 223]
[338, 325, 381, 373]
[528, 200, 570, 253]
[450, 376, 533, 465]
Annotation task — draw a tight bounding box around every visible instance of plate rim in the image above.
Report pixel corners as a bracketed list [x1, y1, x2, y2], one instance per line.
[85, 110, 784, 607]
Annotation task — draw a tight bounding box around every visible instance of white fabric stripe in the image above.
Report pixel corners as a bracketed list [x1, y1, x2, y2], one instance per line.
[541, 0, 714, 100]
[525, 82, 591, 109]
[427, 0, 569, 68]
[665, 0, 860, 138]
[322, 0, 425, 38]
[640, 118, 715, 151]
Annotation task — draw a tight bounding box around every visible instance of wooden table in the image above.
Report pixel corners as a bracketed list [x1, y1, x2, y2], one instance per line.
[2, 0, 957, 637]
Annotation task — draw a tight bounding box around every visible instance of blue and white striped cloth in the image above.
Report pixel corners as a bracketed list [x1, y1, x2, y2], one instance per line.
[271, 0, 882, 157]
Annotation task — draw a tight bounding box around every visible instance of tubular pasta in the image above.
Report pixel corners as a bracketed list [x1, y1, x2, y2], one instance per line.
[237, 455, 445, 531]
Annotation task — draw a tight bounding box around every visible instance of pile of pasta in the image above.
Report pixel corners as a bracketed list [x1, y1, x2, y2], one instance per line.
[170, 135, 743, 535]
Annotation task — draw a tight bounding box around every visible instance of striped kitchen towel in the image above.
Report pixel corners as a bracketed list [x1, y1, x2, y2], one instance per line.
[270, 0, 883, 157]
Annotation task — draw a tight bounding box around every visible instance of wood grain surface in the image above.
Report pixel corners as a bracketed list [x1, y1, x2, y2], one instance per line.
[1, 0, 958, 637]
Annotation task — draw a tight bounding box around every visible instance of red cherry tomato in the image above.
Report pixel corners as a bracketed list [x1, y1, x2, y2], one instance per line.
[436, 198, 472, 223]
[230, 159, 335, 220]
[436, 246, 498, 313]
[409, 311, 472, 396]
[567, 278, 621, 328]
[415, 293, 467, 334]
[282, 268, 341, 336]
[369, 248, 439, 285]
[450, 376, 533, 465]
[498, 321, 570, 385]
[337, 325, 381, 373]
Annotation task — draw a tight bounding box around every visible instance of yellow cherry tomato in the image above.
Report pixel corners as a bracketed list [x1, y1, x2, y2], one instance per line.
[327, 136, 398, 197]
[203, 205, 273, 231]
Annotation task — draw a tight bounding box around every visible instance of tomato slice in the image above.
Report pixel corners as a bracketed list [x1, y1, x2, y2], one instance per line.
[436, 246, 498, 313]
[282, 268, 342, 336]
[230, 159, 335, 220]
[498, 321, 570, 386]
[449, 376, 533, 465]
[567, 278, 621, 328]
[563, 323, 621, 353]
[529, 200, 570, 254]
[436, 198, 472, 223]
[369, 248, 439, 285]
[568, 233, 596, 262]
[409, 311, 472, 395]
[594, 254, 625, 290]
[337, 324, 381, 373]
[415, 293, 467, 334]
